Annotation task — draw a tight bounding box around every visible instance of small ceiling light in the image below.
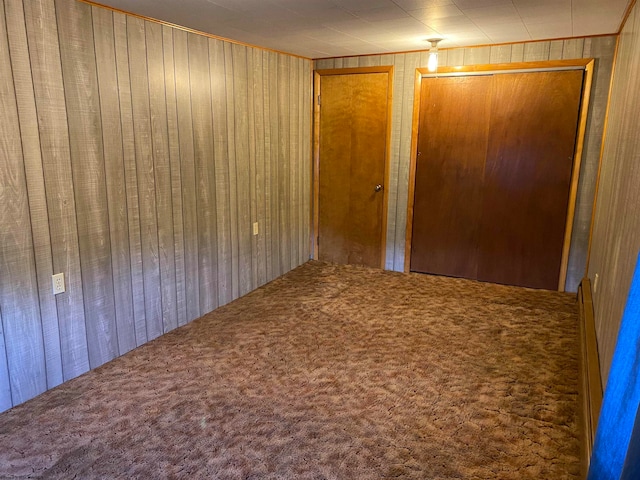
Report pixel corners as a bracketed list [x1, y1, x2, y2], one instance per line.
[426, 38, 443, 73]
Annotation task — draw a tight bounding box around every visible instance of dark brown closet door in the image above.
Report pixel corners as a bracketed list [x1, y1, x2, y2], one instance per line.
[410, 76, 493, 278]
[477, 70, 583, 289]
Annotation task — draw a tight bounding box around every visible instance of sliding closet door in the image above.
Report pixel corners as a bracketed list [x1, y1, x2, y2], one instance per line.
[477, 70, 584, 290]
[410, 69, 584, 290]
[410, 76, 492, 278]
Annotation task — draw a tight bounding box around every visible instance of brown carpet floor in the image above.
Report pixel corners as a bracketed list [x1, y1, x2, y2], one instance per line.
[0, 261, 580, 479]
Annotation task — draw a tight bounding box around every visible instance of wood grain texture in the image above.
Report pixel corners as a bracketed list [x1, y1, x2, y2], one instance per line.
[317, 72, 389, 267]
[24, 0, 90, 381]
[173, 30, 200, 323]
[92, 6, 136, 356]
[0, 0, 305, 414]
[411, 76, 492, 279]
[224, 42, 240, 300]
[314, 37, 616, 293]
[4, 0, 63, 389]
[567, 36, 616, 297]
[232, 43, 253, 296]
[128, 15, 163, 341]
[57, 0, 118, 369]
[588, 3, 640, 385]
[0, 1, 46, 404]
[478, 71, 584, 290]
[145, 20, 178, 334]
[113, 11, 147, 346]
[277, 55, 291, 275]
[162, 25, 187, 328]
[189, 33, 218, 316]
[208, 37, 232, 307]
[0, 310, 10, 411]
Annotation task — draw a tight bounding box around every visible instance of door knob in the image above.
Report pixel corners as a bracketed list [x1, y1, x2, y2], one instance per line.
[375, 184, 383, 192]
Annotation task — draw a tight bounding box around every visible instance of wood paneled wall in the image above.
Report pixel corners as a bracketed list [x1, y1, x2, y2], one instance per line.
[315, 37, 616, 292]
[589, 3, 640, 386]
[0, 0, 311, 412]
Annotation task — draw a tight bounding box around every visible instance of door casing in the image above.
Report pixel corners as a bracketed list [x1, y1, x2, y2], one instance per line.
[405, 59, 595, 291]
[313, 66, 394, 268]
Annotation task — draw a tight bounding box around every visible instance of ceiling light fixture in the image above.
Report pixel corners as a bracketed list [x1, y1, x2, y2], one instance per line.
[426, 38, 443, 73]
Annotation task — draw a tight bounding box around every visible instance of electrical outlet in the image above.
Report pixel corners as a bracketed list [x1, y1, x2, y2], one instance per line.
[593, 273, 599, 294]
[253, 222, 259, 236]
[52, 273, 65, 295]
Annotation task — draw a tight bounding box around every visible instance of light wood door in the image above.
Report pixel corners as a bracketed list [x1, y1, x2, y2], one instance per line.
[317, 71, 390, 267]
[410, 69, 584, 290]
[410, 76, 492, 278]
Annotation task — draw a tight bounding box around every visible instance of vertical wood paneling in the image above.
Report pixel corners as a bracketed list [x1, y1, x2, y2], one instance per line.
[57, 0, 118, 369]
[92, 6, 136, 355]
[393, 52, 420, 271]
[446, 48, 464, 66]
[162, 26, 187, 328]
[253, 48, 267, 286]
[490, 45, 512, 63]
[1, 0, 312, 413]
[0, 311, 10, 411]
[269, 51, 281, 278]
[24, 0, 89, 381]
[113, 11, 147, 345]
[511, 43, 525, 62]
[0, 0, 46, 404]
[247, 49, 259, 288]
[5, 0, 63, 388]
[301, 59, 311, 264]
[464, 46, 490, 65]
[549, 40, 564, 60]
[232, 44, 253, 296]
[289, 56, 300, 270]
[173, 30, 200, 323]
[189, 33, 218, 315]
[127, 16, 163, 341]
[263, 50, 275, 281]
[523, 41, 550, 61]
[567, 35, 617, 293]
[209, 38, 232, 306]
[563, 38, 585, 59]
[224, 42, 240, 300]
[145, 21, 178, 334]
[278, 55, 291, 274]
[589, 3, 640, 384]
[385, 53, 404, 270]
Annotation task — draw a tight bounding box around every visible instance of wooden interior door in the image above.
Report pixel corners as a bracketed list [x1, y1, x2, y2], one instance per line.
[477, 70, 584, 289]
[317, 71, 390, 267]
[410, 69, 584, 290]
[410, 76, 492, 278]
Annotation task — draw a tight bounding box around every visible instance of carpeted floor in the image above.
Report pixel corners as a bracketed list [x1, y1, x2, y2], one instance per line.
[0, 261, 580, 479]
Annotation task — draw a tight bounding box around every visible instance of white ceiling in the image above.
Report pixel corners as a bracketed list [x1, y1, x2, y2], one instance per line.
[94, 0, 630, 58]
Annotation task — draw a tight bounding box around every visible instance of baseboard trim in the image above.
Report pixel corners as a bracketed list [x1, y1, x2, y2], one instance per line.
[578, 277, 603, 476]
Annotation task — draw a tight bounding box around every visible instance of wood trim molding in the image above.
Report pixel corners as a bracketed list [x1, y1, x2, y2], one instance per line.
[618, 0, 638, 34]
[579, 277, 603, 475]
[558, 59, 595, 291]
[312, 67, 394, 268]
[80, 0, 311, 60]
[404, 59, 594, 290]
[404, 68, 425, 272]
[315, 35, 616, 62]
